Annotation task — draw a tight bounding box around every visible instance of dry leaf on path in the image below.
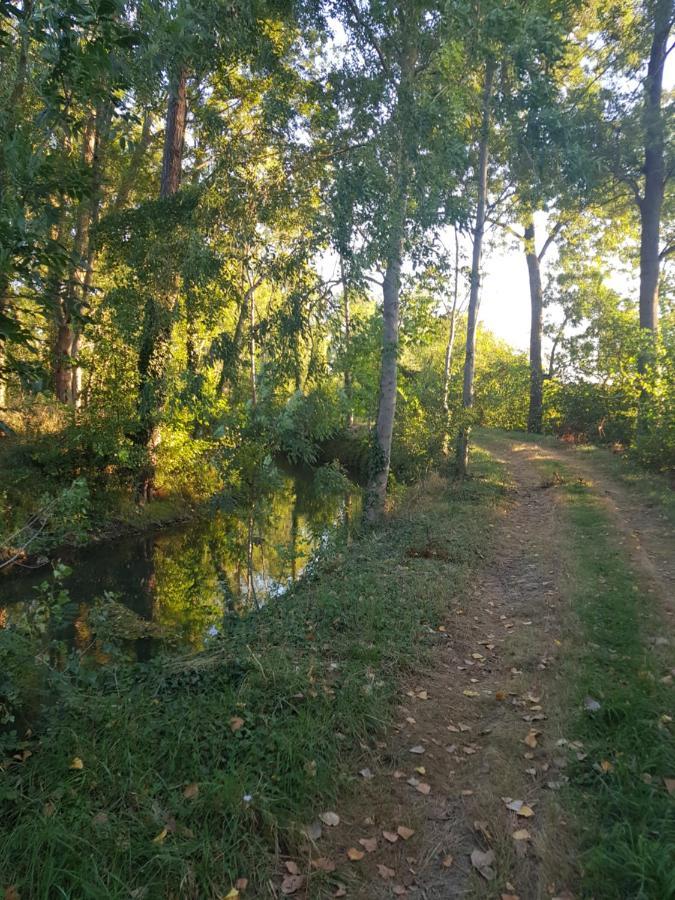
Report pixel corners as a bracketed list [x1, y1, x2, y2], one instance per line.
[397, 825, 414, 840]
[512, 829, 531, 841]
[347, 847, 365, 861]
[415, 782, 431, 795]
[470, 848, 496, 881]
[280, 874, 304, 895]
[284, 861, 300, 875]
[359, 837, 377, 853]
[377, 864, 396, 879]
[311, 858, 336, 872]
[524, 730, 538, 748]
[319, 811, 340, 827]
[333, 884, 347, 897]
[383, 830, 399, 843]
[409, 745, 425, 754]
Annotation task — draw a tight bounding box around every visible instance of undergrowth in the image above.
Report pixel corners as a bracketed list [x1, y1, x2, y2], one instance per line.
[0, 451, 508, 899]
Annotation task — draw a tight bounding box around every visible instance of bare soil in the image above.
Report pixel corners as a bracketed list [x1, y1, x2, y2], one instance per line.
[305, 434, 673, 900]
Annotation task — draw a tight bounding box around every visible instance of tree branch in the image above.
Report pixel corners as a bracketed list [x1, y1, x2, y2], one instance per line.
[537, 220, 564, 262]
[343, 0, 390, 75]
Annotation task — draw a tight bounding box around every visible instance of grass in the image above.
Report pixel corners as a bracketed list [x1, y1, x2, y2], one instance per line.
[0, 451, 508, 899]
[531, 453, 675, 900]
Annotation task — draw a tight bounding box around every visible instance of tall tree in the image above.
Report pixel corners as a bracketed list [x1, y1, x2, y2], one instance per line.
[456, 57, 494, 476]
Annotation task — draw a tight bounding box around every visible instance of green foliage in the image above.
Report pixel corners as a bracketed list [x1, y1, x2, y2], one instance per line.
[0, 453, 507, 898]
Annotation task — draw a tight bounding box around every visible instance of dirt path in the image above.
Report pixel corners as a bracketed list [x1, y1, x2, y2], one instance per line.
[311, 434, 673, 899]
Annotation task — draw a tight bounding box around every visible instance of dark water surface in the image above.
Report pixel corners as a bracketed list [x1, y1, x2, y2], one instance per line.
[0, 466, 360, 663]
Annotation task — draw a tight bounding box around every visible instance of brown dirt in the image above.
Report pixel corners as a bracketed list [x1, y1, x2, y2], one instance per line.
[298, 434, 673, 900]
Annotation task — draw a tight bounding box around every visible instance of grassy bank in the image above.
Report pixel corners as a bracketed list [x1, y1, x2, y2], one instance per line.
[532, 454, 675, 899]
[0, 452, 508, 899]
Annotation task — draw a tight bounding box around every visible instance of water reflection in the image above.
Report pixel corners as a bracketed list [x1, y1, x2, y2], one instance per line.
[0, 465, 359, 662]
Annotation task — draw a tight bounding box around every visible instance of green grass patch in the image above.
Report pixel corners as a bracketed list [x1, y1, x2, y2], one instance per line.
[0, 451, 508, 899]
[533, 455, 675, 900]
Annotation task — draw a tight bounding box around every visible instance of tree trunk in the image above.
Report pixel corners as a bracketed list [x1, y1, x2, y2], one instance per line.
[524, 215, 544, 433]
[456, 59, 494, 476]
[441, 228, 460, 453]
[249, 287, 257, 407]
[638, 0, 670, 337]
[136, 67, 188, 502]
[113, 110, 154, 212]
[364, 33, 416, 523]
[340, 255, 353, 426]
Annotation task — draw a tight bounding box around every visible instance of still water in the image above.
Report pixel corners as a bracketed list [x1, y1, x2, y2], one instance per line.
[0, 465, 359, 663]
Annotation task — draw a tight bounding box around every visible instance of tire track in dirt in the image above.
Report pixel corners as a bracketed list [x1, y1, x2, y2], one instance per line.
[313, 436, 579, 900]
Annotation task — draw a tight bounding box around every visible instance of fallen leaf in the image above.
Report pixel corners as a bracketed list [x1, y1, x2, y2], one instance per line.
[383, 830, 399, 843]
[397, 825, 415, 840]
[333, 884, 347, 897]
[280, 874, 304, 895]
[470, 848, 496, 881]
[501, 895, 520, 900]
[3, 888, 20, 900]
[183, 782, 199, 800]
[152, 827, 168, 844]
[359, 767, 374, 780]
[358, 837, 377, 853]
[664, 778, 675, 795]
[523, 731, 538, 749]
[414, 766, 426, 775]
[518, 805, 535, 818]
[285, 861, 300, 875]
[409, 745, 425, 754]
[416, 690, 429, 700]
[235, 878, 248, 891]
[223, 890, 239, 900]
[347, 847, 365, 861]
[512, 829, 531, 841]
[311, 857, 336, 872]
[229, 716, 245, 732]
[495, 691, 508, 701]
[584, 696, 601, 713]
[319, 811, 340, 827]
[441, 855, 453, 867]
[92, 811, 108, 826]
[600, 760, 613, 773]
[377, 864, 396, 879]
[463, 690, 480, 697]
[415, 782, 431, 795]
[69, 757, 84, 770]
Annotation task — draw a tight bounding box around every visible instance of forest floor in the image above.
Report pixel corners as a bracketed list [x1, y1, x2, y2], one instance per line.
[315, 430, 674, 900]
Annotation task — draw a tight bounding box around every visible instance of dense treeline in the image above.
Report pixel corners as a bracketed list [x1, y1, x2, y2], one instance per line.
[0, 0, 673, 545]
